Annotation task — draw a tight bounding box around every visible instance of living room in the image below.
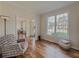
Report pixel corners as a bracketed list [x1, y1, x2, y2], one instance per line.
[0, 1, 79, 58]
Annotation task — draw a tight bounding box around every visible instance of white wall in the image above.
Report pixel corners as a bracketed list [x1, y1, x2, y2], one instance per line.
[0, 2, 17, 37]
[0, 2, 40, 40]
[16, 16, 31, 37]
[0, 19, 4, 37]
[6, 16, 16, 35]
[0, 2, 31, 37]
[40, 3, 79, 50]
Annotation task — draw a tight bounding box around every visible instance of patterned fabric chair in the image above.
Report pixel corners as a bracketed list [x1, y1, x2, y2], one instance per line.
[0, 34, 28, 58]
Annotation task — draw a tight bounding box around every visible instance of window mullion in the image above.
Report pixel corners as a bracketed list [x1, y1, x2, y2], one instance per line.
[54, 16, 56, 33]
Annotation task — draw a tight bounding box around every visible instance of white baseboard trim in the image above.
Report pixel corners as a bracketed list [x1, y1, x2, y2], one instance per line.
[71, 46, 79, 50]
[41, 36, 79, 51]
[41, 37, 57, 43]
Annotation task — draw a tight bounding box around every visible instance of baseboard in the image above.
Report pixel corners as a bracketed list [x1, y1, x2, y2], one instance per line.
[40, 38, 57, 44]
[40, 38, 63, 48]
[40, 37, 79, 51]
[41, 37, 57, 43]
[39, 39, 71, 51]
[71, 46, 79, 51]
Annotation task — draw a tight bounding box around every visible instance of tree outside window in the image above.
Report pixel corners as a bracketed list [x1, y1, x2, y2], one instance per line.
[47, 13, 69, 39]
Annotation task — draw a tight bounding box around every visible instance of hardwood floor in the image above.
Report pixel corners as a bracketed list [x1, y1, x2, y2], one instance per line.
[17, 38, 79, 58]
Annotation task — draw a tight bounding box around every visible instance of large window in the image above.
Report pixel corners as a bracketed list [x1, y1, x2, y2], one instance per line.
[47, 13, 68, 39]
[47, 16, 55, 35]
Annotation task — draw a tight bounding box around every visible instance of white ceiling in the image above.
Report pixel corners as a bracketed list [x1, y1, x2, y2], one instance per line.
[1, 1, 77, 19]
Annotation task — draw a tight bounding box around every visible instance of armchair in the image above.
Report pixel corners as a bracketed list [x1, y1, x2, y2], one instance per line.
[0, 34, 28, 58]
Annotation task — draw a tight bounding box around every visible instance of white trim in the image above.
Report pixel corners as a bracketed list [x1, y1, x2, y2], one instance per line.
[71, 46, 79, 50]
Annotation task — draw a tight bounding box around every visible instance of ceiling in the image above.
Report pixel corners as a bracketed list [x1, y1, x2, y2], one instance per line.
[1, 1, 77, 19]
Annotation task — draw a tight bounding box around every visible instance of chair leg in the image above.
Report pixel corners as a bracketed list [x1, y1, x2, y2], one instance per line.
[0, 54, 2, 58]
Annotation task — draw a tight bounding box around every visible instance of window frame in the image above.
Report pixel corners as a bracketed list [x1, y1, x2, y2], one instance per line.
[47, 16, 56, 35]
[47, 13, 69, 39]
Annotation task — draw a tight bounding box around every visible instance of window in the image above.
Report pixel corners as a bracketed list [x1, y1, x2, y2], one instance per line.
[47, 16, 55, 35]
[56, 13, 68, 38]
[47, 13, 68, 39]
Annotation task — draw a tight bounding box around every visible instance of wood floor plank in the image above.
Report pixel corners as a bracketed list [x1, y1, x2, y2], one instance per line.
[17, 39, 79, 58]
